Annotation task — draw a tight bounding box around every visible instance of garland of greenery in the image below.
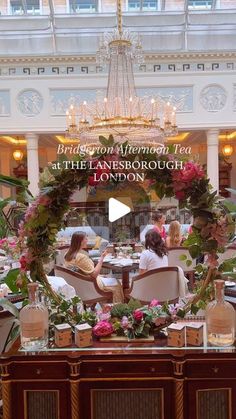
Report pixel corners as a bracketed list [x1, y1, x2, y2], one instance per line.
[15, 136, 236, 324]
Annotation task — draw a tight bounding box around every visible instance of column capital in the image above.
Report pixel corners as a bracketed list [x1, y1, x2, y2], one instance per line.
[206, 129, 220, 145]
[25, 133, 39, 150]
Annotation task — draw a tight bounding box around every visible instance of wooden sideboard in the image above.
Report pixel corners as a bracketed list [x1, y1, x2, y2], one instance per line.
[1, 342, 236, 419]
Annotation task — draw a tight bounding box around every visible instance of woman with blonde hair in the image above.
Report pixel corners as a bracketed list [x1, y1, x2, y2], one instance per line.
[166, 221, 183, 248]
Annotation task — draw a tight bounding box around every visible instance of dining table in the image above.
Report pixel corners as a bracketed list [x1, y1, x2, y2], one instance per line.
[101, 259, 139, 290]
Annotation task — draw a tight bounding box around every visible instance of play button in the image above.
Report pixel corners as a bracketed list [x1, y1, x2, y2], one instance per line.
[108, 198, 131, 222]
[83, 181, 151, 242]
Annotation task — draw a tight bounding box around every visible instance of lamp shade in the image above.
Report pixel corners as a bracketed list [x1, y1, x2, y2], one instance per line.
[13, 149, 24, 161]
[222, 144, 233, 157]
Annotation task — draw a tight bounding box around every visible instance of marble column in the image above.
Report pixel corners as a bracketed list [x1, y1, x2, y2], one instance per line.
[26, 132, 39, 197]
[207, 129, 219, 193]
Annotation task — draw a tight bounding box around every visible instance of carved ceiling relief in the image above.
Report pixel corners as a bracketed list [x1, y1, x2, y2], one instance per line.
[200, 84, 227, 112]
[17, 89, 43, 116]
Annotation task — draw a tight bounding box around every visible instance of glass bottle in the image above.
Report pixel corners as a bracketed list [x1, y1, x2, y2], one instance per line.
[20, 283, 49, 350]
[206, 280, 235, 347]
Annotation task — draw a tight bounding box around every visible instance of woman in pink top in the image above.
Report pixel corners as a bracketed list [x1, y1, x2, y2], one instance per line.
[152, 211, 166, 240]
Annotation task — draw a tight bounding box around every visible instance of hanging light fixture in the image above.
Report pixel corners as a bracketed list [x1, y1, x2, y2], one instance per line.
[13, 149, 24, 161]
[222, 131, 233, 158]
[13, 137, 24, 161]
[222, 144, 233, 158]
[66, 0, 178, 145]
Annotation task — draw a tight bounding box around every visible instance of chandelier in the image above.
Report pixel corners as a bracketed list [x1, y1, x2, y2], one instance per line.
[66, 1, 178, 145]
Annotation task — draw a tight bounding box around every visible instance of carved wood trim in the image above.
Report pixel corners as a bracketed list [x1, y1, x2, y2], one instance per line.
[70, 381, 80, 419]
[2, 381, 11, 419]
[175, 379, 184, 419]
[173, 361, 184, 377]
[69, 362, 80, 378]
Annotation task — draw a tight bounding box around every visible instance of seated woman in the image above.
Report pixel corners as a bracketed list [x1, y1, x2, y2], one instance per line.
[139, 230, 168, 274]
[152, 210, 166, 241]
[64, 232, 124, 303]
[165, 220, 184, 248]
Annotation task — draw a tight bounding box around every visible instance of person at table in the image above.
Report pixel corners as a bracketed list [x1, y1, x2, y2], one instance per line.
[152, 211, 166, 240]
[165, 220, 184, 248]
[64, 231, 124, 303]
[139, 230, 168, 274]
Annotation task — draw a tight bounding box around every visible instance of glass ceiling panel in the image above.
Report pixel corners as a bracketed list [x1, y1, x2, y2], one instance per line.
[0, 0, 236, 56]
[0, 0, 236, 16]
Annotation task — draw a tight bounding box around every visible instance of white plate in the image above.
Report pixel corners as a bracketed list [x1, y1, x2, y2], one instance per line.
[225, 281, 235, 287]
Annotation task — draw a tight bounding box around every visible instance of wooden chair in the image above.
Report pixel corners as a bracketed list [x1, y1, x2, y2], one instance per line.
[54, 265, 112, 305]
[124, 267, 180, 305]
[168, 247, 196, 289]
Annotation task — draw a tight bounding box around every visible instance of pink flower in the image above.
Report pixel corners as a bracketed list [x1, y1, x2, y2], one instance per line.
[93, 320, 113, 337]
[24, 203, 38, 222]
[19, 255, 27, 271]
[102, 304, 112, 314]
[133, 309, 143, 322]
[149, 299, 159, 307]
[99, 312, 111, 321]
[172, 162, 205, 188]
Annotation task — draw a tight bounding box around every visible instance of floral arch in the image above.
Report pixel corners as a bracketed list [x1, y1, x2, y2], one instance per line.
[15, 136, 235, 324]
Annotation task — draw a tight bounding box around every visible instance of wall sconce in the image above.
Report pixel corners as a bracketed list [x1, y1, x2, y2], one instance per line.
[222, 144, 233, 158]
[13, 149, 24, 161]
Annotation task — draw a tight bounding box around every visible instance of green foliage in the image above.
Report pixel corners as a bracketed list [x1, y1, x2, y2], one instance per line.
[176, 308, 186, 318]
[98, 135, 115, 147]
[0, 174, 31, 191]
[80, 310, 97, 327]
[111, 303, 132, 318]
[2, 321, 20, 353]
[0, 298, 19, 318]
[4, 268, 20, 293]
[127, 298, 142, 311]
[218, 257, 236, 273]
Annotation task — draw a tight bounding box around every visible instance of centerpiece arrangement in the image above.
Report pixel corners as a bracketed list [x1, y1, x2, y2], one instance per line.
[0, 135, 235, 347]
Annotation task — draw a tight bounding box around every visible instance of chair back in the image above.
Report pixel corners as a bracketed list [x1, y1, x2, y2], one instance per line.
[55, 246, 69, 266]
[168, 247, 196, 272]
[125, 267, 179, 305]
[54, 266, 112, 304]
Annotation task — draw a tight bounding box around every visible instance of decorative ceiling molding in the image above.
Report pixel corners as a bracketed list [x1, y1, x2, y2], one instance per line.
[1, 51, 236, 65]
